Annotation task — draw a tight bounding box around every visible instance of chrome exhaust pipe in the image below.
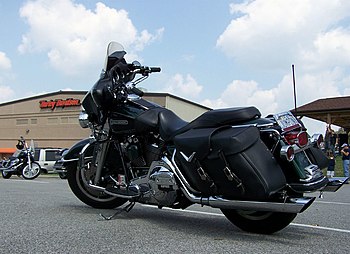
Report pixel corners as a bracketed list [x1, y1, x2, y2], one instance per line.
[180, 187, 315, 213]
[322, 177, 349, 192]
[167, 153, 315, 214]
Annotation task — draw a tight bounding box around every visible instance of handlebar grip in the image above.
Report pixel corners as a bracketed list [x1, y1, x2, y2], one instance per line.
[150, 67, 161, 72]
[131, 87, 144, 97]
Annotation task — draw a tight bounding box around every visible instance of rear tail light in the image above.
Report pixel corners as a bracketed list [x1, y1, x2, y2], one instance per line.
[311, 134, 324, 148]
[280, 145, 295, 162]
[284, 131, 308, 148]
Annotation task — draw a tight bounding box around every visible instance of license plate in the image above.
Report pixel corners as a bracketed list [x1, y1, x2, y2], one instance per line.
[273, 111, 301, 132]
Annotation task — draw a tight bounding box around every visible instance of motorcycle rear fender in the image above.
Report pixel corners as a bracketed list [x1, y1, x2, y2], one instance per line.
[63, 138, 93, 161]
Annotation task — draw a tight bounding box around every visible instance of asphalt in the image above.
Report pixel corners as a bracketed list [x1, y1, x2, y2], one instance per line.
[0, 177, 349, 253]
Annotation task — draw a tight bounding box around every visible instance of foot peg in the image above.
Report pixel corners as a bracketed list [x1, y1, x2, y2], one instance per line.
[104, 184, 149, 198]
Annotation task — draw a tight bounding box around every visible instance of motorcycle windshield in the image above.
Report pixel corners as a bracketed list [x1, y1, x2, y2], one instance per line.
[12, 150, 21, 158]
[103, 41, 126, 72]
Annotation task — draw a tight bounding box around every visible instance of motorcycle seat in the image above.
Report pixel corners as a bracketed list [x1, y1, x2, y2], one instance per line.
[135, 106, 261, 141]
[159, 106, 261, 141]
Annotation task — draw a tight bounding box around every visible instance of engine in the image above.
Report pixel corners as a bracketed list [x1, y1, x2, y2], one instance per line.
[130, 160, 179, 206]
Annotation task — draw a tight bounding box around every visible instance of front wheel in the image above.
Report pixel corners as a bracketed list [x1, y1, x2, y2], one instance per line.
[221, 209, 297, 234]
[58, 172, 67, 179]
[22, 162, 41, 180]
[1, 171, 12, 179]
[66, 162, 126, 209]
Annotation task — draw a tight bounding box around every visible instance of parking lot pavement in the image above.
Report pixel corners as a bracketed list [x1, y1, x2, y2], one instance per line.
[0, 177, 349, 253]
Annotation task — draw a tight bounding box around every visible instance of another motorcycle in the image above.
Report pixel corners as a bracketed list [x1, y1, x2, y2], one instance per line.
[0, 137, 41, 180]
[63, 42, 348, 234]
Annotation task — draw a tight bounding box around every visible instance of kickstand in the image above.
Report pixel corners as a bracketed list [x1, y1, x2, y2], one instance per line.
[99, 201, 135, 221]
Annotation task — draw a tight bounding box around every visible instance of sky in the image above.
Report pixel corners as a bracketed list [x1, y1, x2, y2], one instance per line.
[1, 0, 350, 135]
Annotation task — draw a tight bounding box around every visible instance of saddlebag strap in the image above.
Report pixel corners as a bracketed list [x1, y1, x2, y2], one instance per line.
[219, 151, 245, 194]
[195, 160, 217, 192]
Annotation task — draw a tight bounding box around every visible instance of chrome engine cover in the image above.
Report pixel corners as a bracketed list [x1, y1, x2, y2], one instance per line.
[131, 160, 179, 206]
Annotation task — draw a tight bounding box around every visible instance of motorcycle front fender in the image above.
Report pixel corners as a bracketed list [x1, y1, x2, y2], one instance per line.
[63, 138, 92, 161]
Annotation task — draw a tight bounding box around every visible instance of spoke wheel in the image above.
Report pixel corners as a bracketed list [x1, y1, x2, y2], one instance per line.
[22, 162, 41, 180]
[1, 171, 12, 179]
[66, 162, 126, 209]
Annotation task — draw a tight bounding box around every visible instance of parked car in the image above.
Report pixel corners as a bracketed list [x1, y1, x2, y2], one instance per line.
[53, 148, 69, 179]
[34, 148, 62, 173]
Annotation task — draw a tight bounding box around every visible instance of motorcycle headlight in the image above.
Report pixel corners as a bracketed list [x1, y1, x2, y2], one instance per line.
[79, 111, 89, 128]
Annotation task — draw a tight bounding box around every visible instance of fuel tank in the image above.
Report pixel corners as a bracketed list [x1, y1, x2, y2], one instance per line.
[109, 97, 161, 134]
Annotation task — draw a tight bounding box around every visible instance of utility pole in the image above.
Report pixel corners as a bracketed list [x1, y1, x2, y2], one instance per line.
[292, 64, 297, 115]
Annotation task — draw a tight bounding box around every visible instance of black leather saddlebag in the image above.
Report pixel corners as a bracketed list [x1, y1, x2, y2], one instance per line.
[173, 126, 286, 199]
[305, 147, 328, 169]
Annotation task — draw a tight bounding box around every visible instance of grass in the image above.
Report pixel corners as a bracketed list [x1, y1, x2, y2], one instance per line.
[323, 155, 346, 177]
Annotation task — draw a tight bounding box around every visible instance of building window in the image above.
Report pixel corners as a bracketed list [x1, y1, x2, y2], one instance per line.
[31, 119, 37, 125]
[47, 118, 58, 124]
[61, 117, 68, 124]
[16, 119, 28, 125]
[61, 116, 77, 124]
[69, 117, 77, 124]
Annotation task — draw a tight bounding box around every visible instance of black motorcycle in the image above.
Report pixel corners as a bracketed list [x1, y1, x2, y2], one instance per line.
[0, 137, 41, 180]
[63, 42, 348, 234]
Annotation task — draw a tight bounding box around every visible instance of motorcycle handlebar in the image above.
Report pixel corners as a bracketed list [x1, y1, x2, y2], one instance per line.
[131, 64, 161, 75]
[150, 67, 161, 73]
[130, 87, 144, 97]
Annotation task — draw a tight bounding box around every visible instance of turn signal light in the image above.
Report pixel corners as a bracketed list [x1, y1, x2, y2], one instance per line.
[280, 145, 295, 162]
[311, 134, 323, 148]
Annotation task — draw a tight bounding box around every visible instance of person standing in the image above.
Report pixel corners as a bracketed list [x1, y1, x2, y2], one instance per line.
[340, 143, 349, 184]
[325, 124, 337, 155]
[327, 152, 335, 178]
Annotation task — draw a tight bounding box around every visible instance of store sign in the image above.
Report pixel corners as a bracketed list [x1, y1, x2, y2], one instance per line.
[39, 98, 81, 110]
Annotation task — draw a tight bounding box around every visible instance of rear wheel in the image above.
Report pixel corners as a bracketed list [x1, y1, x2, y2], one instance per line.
[66, 162, 126, 209]
[221, 209, 297, 234]
[1, 171, 12, 179]
[22, 162, 41, 180]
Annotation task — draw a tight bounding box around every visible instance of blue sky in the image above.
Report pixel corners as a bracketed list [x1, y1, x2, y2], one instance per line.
[1, 0, 350, 134]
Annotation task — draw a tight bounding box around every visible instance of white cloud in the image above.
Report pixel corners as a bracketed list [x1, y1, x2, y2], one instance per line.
[0, 51, 15, 103]
[211, 0, 350, 135]
[0, 52, 11, 70]
[18, 0, 163, 75]
[164, 73, 203, 99]
[201, 79, 278, 115]
[217, 0, 350, 70]
[0, 85, 15, 102]
[301, 28, 350, 71]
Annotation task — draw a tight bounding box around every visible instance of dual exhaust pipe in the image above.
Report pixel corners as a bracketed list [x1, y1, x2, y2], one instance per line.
[180, 177, 348, 214]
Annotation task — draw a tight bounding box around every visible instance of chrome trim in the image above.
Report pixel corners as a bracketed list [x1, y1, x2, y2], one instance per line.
[164, 151, 201, 195]
[180, 186, 315, 213]
[311, 133, 323, 148]
[88, 183, 106, 192]
[293, 175, 327, 187]
[79, 111, 89, 128]
[167, 149, 313, 213]
[322, 177, 349, 192]
[127, 94, 141, 101]
[280, 145, 294, 161]
[179, 151, 196, 162]
[104, 189, 136, 199]
[78, 142, 93, 168]
[61, 158, 79, 163]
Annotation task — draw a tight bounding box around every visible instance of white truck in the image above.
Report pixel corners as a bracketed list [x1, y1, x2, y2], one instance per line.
[34, 148, 62, 174]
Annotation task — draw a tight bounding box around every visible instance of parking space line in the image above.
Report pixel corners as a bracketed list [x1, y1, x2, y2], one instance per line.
[0, 179, 50, 184]
[141, 204, 350, 234]
[315, 201, 350, 206]
[290, 223, 350, 233]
